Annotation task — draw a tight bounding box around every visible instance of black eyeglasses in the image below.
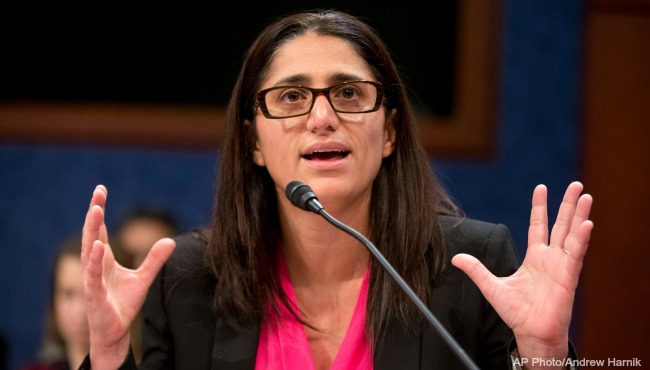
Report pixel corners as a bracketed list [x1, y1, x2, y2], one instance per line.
[256, 80, 384, 119]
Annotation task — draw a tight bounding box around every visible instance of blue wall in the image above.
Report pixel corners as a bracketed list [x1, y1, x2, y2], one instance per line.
[0, 1, 583, 368]
[436, 0, 584, 255]
[0, 146, 218, 369]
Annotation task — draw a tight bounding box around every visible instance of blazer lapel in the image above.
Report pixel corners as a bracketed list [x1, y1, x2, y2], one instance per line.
[211, 317, 260, 370]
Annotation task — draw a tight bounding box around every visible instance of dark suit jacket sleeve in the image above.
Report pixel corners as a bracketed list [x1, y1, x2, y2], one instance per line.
[78, 349, 138, 370]
[139, 233, 218, 370]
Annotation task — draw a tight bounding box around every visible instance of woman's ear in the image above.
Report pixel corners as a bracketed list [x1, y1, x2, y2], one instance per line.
[245, 119, 266, 167]
[382, 109, 397, 158]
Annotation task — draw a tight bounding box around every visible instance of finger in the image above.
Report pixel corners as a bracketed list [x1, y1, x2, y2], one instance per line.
[96, 185, 109, 243]
[82, 186, 108, 271]
[82, 205, 106, 272]
[572, 220, 594, 260]
[84, 240, 107, 305]
[452, 253, 498, 300]
[83, 185, 107, 231]
[562, 219, 594, 287]
[549, 182, 584, 249]
[565, 194, 594, 261]
[528, 184, 549, 247]
[81, 205, 98, 271]
[137, 238, 176, 288]
[569, 193, 593, 241]
[82, 204, 109, 270]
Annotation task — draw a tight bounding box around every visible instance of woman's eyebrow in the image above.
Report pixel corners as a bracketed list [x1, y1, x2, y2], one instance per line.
[271, 72, 368, 87]
[330, 72, 366, 84]
[273, 74, 310, 86]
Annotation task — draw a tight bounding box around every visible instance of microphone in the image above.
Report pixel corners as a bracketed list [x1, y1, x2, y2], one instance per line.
[285, 181, 480, 370]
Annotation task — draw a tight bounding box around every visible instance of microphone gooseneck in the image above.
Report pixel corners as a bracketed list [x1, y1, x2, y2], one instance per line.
[284, 181, 480, 370]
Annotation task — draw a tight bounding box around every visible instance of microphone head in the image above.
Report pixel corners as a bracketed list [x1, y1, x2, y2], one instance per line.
[285, 181, 320, 212]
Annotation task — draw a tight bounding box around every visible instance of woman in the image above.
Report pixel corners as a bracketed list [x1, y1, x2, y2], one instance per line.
[80, 10, 593, 370]
[24, 237, 89, 370]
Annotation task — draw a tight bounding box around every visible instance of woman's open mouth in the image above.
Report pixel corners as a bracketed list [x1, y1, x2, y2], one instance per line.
[302, 150, 350, 161]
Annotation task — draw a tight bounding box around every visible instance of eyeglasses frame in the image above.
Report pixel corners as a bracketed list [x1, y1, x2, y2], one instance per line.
[255, 80, 384, 119]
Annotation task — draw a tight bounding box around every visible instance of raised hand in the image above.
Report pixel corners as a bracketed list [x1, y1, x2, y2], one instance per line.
[451, 182, 593, 362]
[81, 185, 176, 369]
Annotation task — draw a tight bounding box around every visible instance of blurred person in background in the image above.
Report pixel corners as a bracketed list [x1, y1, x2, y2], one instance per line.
[115, 207, 179, 268]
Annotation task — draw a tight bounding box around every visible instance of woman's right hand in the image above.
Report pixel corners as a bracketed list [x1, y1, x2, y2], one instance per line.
[81, 185, 176, 370]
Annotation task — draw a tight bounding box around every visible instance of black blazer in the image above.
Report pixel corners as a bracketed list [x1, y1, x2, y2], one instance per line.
[89, 216, 523, 370]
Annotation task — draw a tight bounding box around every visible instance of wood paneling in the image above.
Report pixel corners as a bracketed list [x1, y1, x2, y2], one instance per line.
[578, 0, 650, 361]
[0, 1, 499, 158]
[0, 102, 225, 149]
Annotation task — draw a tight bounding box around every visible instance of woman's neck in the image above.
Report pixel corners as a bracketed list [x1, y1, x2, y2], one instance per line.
[279, 196, 371, 287]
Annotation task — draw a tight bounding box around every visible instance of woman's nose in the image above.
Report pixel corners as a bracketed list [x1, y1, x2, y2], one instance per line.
[305, 94, 340, 132]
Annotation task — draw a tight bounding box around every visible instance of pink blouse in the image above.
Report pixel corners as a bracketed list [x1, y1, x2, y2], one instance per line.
[255, 255, 372, 370]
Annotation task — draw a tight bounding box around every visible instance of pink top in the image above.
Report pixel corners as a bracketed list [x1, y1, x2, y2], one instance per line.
[255, 254, 372, 370]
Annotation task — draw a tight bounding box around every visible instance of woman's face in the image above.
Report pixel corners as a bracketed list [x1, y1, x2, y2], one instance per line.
[54, 255, 89, 350]
[252, 32, 395, 211]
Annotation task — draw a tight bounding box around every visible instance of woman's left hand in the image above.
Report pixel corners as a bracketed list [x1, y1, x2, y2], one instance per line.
[452, 182, 593, 363]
